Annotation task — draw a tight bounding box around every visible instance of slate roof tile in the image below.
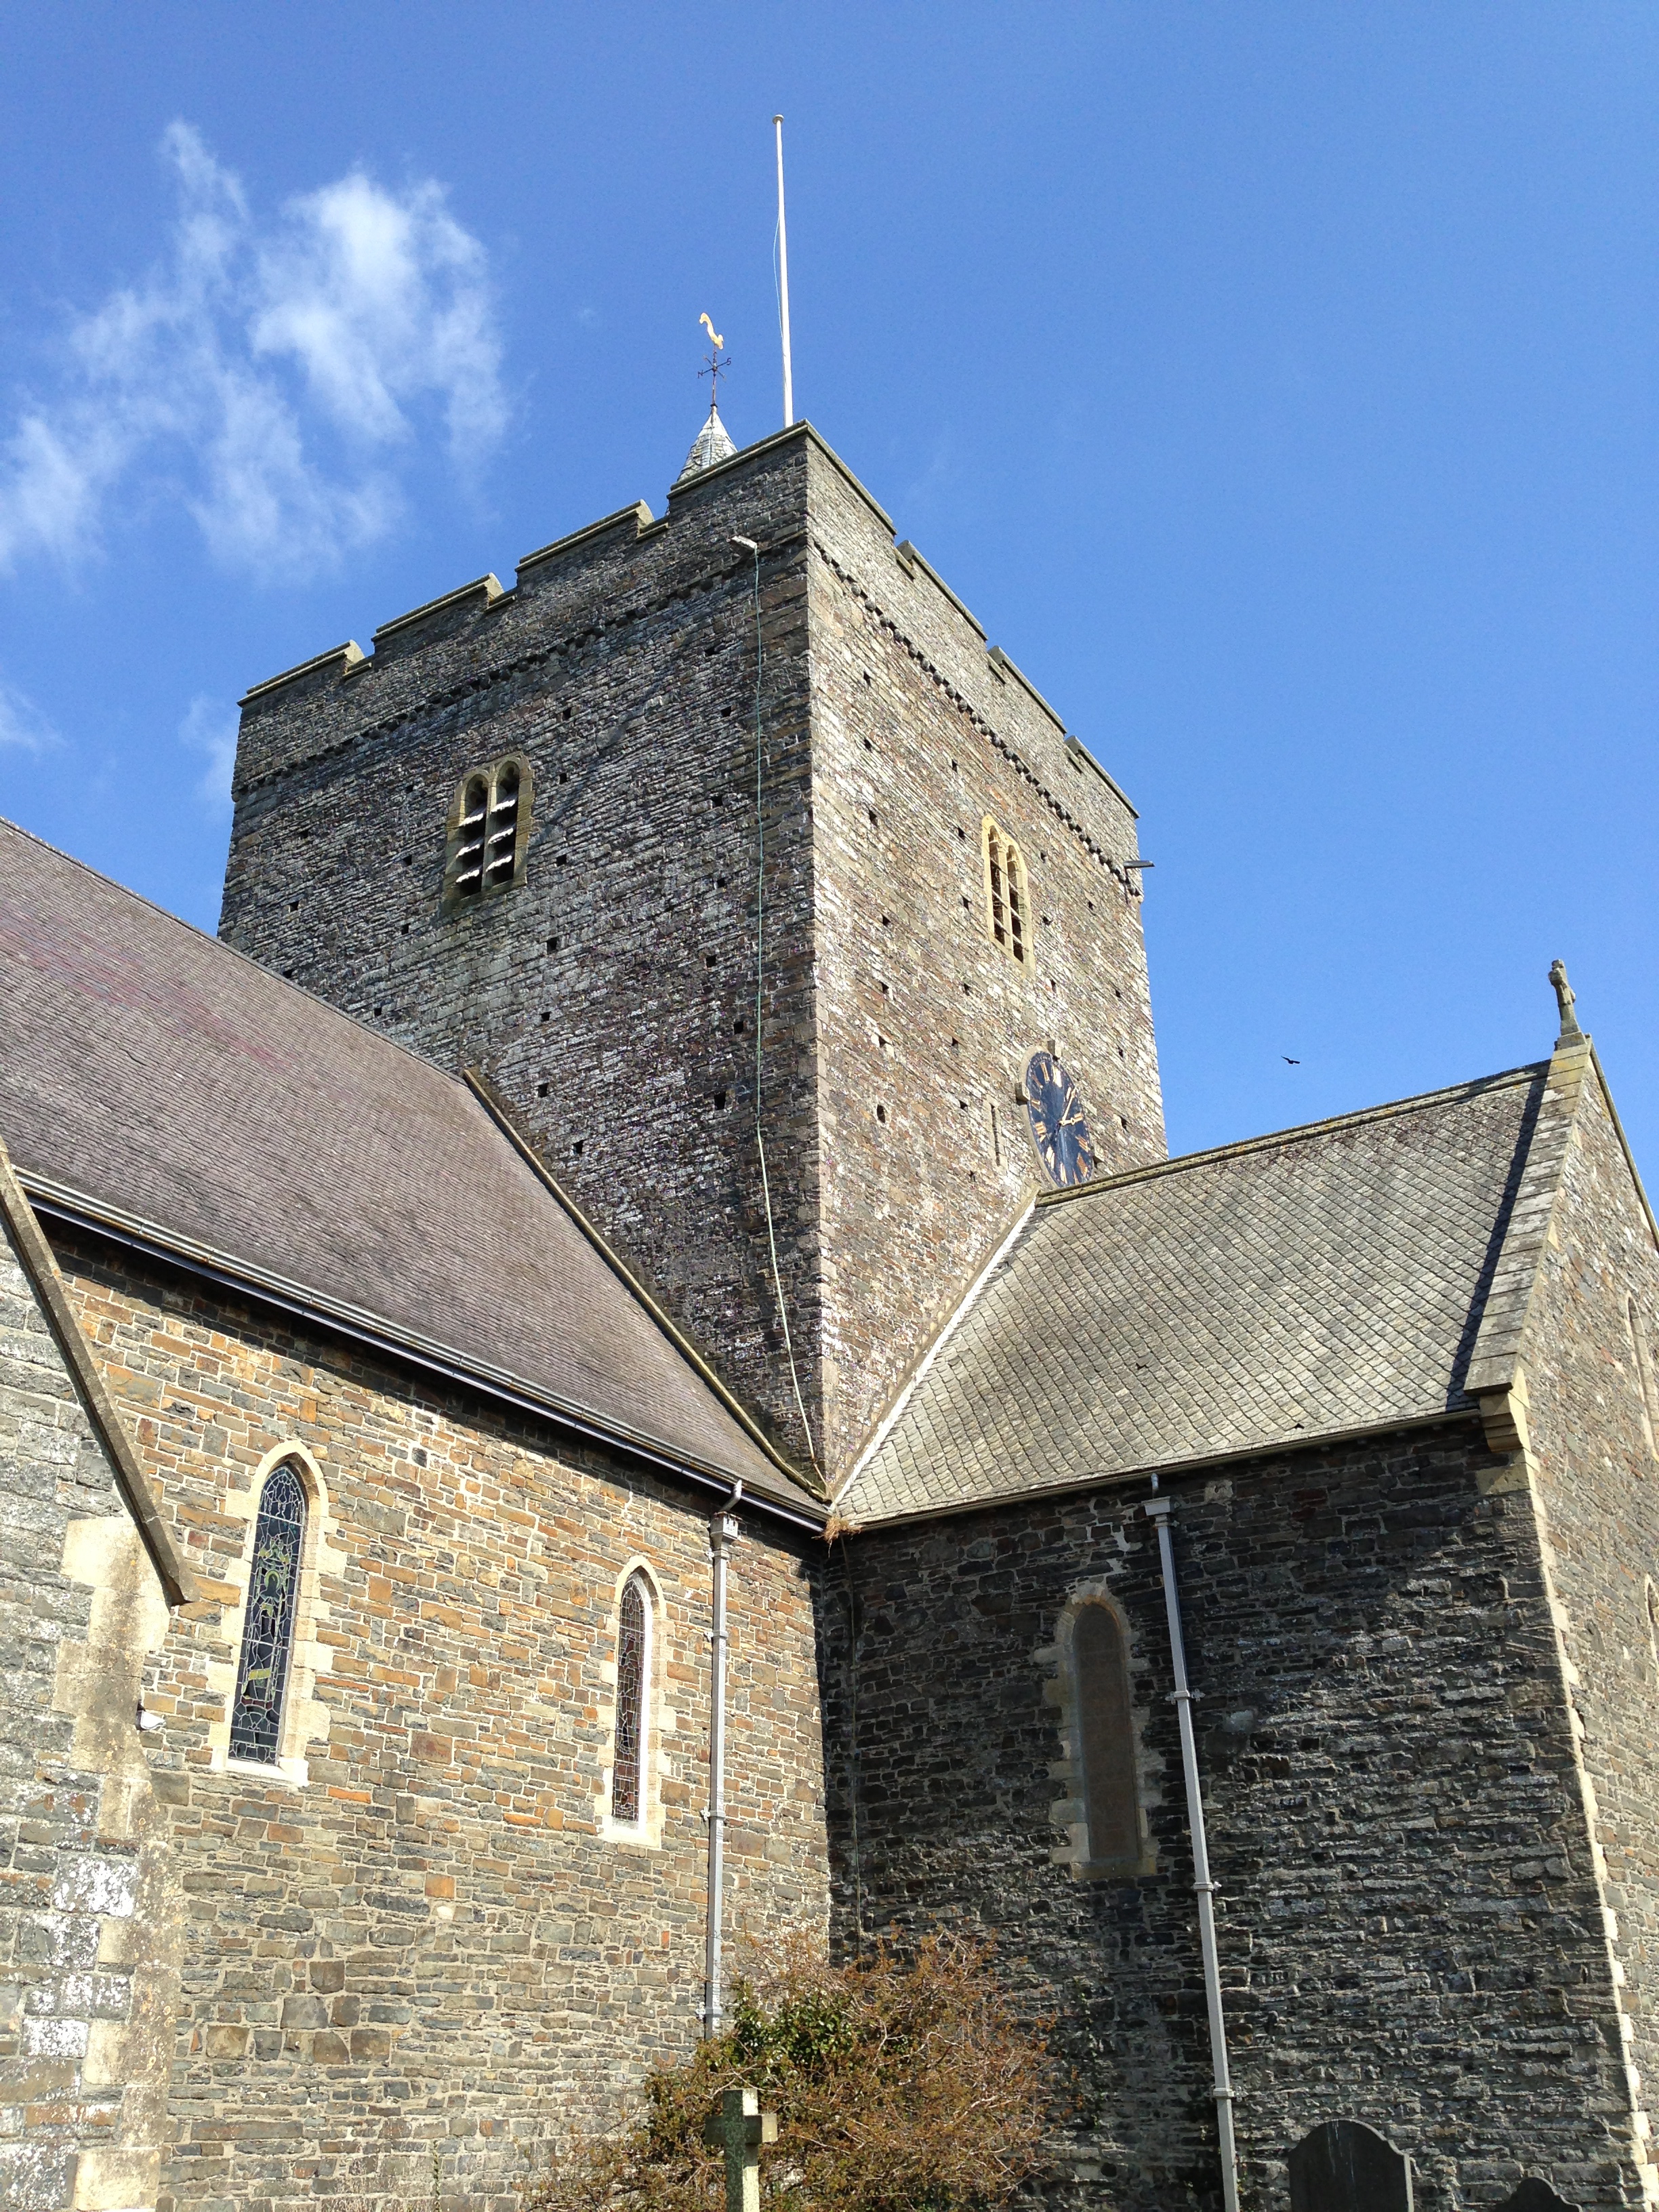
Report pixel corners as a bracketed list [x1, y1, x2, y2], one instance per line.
[840, 1065, 1546, 1525]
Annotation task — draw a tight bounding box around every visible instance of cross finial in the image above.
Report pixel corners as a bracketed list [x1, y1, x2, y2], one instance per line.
[1549, 958, 1584, 1044]
[699, 312, 731, 414]
[704, 2087, 777, 2212]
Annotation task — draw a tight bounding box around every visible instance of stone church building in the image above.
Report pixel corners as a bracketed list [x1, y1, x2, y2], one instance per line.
[3, 410, 1658, 2212]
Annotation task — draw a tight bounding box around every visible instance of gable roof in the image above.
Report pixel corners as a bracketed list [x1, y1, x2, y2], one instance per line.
[0, 818, 816, 1518]
[839, 1065, 1549, 1526]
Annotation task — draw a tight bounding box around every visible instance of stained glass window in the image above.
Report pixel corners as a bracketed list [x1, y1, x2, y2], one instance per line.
[611, 1576, 648, 1824]
[230, 1462, 306, 1764]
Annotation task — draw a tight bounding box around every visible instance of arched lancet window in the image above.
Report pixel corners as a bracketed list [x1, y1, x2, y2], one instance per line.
[230, 1462, 307, 1764]
[981, 819, 1031, 970]
[1004, 840, 1028, 965]
[453, 774, 490, 901]
[611, 1574, 651, 1824]
[446, 756, 532, 909]
[1629, 1296, 1658, 1460]
[1073, 1601, 1140, 1869]
[484, 761, 520, 890]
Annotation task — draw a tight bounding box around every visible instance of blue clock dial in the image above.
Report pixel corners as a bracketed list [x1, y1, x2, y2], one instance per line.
[1025, 1051, 1096, 1188]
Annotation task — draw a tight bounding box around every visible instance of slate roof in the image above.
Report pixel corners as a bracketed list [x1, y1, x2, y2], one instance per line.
[0, 819, 813, 1513]
[839, 1065, 1548, 1525]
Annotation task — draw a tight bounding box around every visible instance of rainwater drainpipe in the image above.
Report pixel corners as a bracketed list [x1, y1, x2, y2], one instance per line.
[1145, 1486, 1240, 2212]
[703, 1483, 742, 2039]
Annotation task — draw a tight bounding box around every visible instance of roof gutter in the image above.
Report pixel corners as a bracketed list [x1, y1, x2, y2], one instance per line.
[20, 1174, 825, 1540]
[838, 1402, 1486, 1534]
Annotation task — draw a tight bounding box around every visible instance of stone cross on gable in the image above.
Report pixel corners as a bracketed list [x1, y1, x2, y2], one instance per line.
[705, 2086, 778, 2212]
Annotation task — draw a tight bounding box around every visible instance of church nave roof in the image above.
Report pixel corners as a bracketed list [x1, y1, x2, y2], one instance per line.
[0, 817, 813, 1515]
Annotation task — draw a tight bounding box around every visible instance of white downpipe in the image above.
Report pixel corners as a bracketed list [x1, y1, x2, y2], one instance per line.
[703, 1489, 741, 2036]
[1145, 1492, 1240, 2212]
[773, 115, 794, 427]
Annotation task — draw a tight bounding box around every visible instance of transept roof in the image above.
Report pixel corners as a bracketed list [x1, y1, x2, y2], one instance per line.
[839, 1065, 1553, 1525]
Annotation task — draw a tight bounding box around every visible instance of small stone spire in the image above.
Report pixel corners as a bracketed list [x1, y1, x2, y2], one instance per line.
[676, 403, 737, 484]
[1549, 958, 1584, 1043]
[676, 312, 739, 484]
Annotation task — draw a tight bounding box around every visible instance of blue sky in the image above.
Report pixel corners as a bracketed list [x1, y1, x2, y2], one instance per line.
[3, 5, 1656, 1166]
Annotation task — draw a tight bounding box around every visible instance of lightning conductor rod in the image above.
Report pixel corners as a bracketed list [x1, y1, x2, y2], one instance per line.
[1145, 1488, 1240, 2212]
[774, 115, 794, 426]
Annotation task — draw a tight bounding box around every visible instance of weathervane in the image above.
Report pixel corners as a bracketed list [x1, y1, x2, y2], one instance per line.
[699, 312, 730, 412]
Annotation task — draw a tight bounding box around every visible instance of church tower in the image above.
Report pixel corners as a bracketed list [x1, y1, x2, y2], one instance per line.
[219, 417, 1163, 1481]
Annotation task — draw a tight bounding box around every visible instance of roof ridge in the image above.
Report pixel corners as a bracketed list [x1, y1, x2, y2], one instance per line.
[1040, 1061, 1551, 1209]
[0, 813, 462, 1094]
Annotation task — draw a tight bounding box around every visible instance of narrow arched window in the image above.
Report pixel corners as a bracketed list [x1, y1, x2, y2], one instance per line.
[611, 1574, 650, 1824]
[981, 818, 1031, 972]
[1629, 1297, 1658, 1460]
[1004, 838, 1028, 965]
[230, 1462, 306, 1763]
[484, 761, 520, 890]
[1073, 1602, 1139, 1869]
[453, 775, 489, 901]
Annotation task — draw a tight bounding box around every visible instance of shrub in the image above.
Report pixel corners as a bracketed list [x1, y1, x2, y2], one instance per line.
[527, 1931, 1056, 2212]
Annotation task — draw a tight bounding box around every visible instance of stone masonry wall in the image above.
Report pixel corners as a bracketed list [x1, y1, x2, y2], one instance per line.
[47, 1227, 830, 2212]
[800, 438, 1162, 1462]
[218, 424, 1161, 1482]
[0, 1198, 180, 2212]
[220, 435, 825, 1471]
[1514, 1056, 1659, 2194]
[821, 1421, 1640, 2212]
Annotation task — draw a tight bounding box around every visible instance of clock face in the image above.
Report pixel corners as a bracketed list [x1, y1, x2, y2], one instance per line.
[1025, 1051, 1097, 1188]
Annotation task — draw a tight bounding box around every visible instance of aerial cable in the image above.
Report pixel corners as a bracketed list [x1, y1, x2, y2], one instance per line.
[734, 533, 819, 1481]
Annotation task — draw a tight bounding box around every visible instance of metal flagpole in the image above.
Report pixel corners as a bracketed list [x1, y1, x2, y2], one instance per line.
[773, 115, 794, 426]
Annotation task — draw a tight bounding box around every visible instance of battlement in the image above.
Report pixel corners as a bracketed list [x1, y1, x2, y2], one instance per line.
[230, 424, 1128, 836]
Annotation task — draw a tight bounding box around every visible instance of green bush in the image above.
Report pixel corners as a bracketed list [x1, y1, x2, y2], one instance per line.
[529, 1932, 1056, 2212]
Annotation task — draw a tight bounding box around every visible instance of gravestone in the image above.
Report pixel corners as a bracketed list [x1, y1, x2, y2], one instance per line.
[1289, 2120, 1414, 2212]
[1496, 2183, 1578, 2212]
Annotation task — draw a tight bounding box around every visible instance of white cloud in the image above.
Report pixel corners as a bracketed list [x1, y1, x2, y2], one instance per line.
[0, 124, 506, 581]
[0, 676, 58, 752]
[179, 695, 238, 811]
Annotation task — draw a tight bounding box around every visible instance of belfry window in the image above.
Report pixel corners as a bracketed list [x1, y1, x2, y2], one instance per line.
[982, 819, 1031, 970]
[1073, 1601, 1140, 1870]
[485, 762, 521, 889]
[611, 1574, 651, 1824]
[453, 775, 489, 897]
[230, 1461, 306, 1764]
[445, 755, 533, 909]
